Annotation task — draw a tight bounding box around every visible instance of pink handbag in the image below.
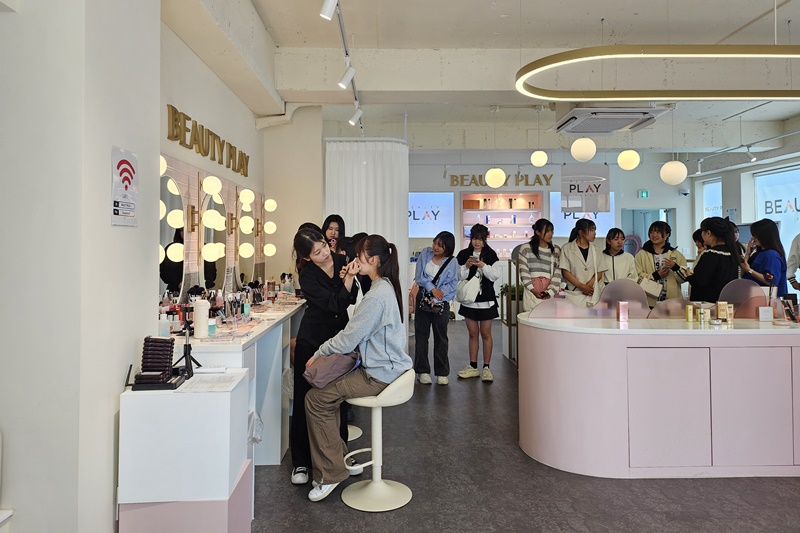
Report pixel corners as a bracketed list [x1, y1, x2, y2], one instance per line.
[303, 350, 360, 388]
[532, 276, 550, 294]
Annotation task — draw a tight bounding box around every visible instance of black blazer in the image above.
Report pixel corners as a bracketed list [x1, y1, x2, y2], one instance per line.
[296, 253, 358, 348]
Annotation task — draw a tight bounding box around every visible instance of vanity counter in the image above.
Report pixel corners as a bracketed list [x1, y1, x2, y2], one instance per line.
[518, 316, 800, 479]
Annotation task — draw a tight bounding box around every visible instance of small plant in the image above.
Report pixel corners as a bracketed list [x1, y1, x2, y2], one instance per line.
[500, 283, 525, 300]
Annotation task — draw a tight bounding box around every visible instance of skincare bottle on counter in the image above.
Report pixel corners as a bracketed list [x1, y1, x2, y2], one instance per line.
[158, 313, 171, 337]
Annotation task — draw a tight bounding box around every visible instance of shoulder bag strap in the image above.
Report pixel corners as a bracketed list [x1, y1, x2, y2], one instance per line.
[431, 256, 454, 287]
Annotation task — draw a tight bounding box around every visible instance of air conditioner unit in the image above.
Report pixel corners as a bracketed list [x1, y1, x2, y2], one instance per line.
[551, 107, 670, 136]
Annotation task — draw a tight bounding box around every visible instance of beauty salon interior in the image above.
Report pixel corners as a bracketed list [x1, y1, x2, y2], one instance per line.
[7, 1, 800, 532]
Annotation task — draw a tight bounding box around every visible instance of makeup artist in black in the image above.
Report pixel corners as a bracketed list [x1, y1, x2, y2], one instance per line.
[289, 229, 359, 486]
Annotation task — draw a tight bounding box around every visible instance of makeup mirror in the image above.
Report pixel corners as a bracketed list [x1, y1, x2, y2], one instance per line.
[200, 192, 227, 290]
[238, 189, 256, 286]
[159, 175, 184, 295]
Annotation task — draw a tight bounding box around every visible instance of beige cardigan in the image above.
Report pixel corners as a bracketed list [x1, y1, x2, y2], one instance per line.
[634, 247, 687, 307]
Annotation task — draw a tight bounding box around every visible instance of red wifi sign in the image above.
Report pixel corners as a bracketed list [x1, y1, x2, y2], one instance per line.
[117, 159, 135, 190]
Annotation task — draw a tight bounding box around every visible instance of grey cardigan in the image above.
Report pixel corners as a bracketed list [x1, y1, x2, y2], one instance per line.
[312, 277, 412, 384]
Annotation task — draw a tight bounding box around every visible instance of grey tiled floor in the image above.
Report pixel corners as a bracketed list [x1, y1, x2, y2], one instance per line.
[253, 320, 800, 532]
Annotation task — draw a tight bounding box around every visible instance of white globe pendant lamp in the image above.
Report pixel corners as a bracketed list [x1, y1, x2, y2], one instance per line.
[570, 137, 596, 162]
[485, 167, 506, 188]
[660, 160, 688, 185]
[617, 149, 641, 171]
[530, 107, 548, 167]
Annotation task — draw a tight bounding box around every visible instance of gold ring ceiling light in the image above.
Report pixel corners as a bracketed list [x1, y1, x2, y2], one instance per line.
[515, 45, 800, 102]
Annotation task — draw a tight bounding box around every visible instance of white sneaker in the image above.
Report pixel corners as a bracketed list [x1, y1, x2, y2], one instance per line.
[457, 366, 480, 379]
[291, 466, 309, 485]
[346, 458, 364, 476]
[481, 367, 494, 382]
[418, 373, 432, 384]
[437, 376, 449, 385]
[308, 481, 340, 502]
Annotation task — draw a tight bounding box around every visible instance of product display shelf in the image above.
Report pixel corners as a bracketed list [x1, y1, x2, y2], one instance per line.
[461, 192, 543, 250]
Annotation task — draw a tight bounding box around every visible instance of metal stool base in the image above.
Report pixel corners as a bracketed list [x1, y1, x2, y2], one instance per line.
[341, 479, 412, 512]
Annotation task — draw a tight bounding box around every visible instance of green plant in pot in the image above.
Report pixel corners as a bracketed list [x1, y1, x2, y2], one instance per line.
[500, 283, 525, 300]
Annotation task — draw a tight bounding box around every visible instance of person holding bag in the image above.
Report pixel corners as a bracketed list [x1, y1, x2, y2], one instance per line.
[455, 224, 501, 382]
[560, 219, 606, 307]
[634, 221, 687, 307]
[518, 218, 562, 311]
[288, 229, 358, 487]
[304, 235, 413, 502]
[414, 231, 458, 385]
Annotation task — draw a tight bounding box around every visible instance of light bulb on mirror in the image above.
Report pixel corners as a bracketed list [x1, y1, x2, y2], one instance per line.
[159, 200, 166, 220]
[159, 244, 165, 264]
[264, 243, 277, 257]
[264, 199, 278, 212]
[239, 215, 254, 234]
[166, 179, 180, 196]
[241, 203, 252, 212]
[159, 155, 168, 177]
[166, 242, 184, 262]
[201, 243, 219, 262]
[213, 193, 223, 204]
[202, 209, 219, 229]
[216, 242, 226, 258]
[202, 176, 222, 196]
[214, 217, 227, 232]
[239, 242, 255, 258]
[239, 189, 255, 205]
[264, 221, 277, 234]
[166, 209, 184, 229]
[660, 160, 688, 185]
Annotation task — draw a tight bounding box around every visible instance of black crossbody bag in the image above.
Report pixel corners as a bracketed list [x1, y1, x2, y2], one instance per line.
[418, 256, 453, 315]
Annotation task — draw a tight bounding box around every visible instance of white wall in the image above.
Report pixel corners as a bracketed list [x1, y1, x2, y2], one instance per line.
[410, 151, 694, 256]
[262, 106, 324, 275]
[161, 23, 264, 193]
[0, 1, 160, 532]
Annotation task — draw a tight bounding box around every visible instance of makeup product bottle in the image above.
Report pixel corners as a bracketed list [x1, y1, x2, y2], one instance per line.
[215, 289, 224, 308]
[158, 313, 171, 337]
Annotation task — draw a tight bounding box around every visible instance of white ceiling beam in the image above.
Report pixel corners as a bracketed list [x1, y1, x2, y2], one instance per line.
[162, 0, 284, 115]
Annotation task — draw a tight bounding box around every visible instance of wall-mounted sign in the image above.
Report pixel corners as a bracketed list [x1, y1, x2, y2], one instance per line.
[637, 189, 650, 199]
[408, 192, 455, 238]
[449, 173, 553, 188]
[550, 192, 616, 237]
[111, 146, 138, 227]
[560, 164, 611, 213]
[166, 104, 249, 177]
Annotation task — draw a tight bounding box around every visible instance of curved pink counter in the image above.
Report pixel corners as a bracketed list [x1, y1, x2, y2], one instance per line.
[518, 316, 800, 478]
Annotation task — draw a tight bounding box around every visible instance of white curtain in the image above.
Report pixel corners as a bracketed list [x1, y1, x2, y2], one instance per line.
[324, 139, 410, 333]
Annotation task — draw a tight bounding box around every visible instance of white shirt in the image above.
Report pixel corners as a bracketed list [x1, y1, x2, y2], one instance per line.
[788, 233, 800, 283]
[458, 257, 501, 309]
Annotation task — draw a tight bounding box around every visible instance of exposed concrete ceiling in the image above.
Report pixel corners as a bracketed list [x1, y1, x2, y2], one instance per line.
[165, 0, 800, 174]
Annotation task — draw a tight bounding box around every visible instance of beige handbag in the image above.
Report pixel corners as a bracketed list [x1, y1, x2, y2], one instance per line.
[638, 277, 663, 298]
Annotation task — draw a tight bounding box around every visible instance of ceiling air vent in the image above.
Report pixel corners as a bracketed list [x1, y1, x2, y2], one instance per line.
[551, 107, 670, 136]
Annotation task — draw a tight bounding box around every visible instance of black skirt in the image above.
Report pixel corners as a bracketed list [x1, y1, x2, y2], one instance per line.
[458, 303, 499, 321]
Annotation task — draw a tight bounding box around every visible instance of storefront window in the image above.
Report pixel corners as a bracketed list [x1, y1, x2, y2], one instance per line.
[702, 179, 723, 218]
[755, 165, 800, 252]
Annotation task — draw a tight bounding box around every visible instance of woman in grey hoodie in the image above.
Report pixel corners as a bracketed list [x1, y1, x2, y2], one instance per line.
[304, 234, 413, 502]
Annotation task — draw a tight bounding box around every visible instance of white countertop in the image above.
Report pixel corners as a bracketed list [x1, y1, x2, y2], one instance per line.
[518, 316, 800, 335]
[172, 301, 304, 350]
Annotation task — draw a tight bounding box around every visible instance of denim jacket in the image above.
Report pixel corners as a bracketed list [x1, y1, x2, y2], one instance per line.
[414, 247, 459, 303]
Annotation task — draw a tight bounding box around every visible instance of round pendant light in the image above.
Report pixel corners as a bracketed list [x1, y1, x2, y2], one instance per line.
[530, 150, 548, 167]
[660, 160, 688, 185]
[617, 149, 641, 171]
[570, 137, 596, 162]
[485, 167, 506, 189]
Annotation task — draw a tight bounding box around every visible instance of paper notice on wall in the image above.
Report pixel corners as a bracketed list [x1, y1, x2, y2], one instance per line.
[726, 208, 738, 223]
[111, 146, 138, 227]
[560, 164, 611, 213]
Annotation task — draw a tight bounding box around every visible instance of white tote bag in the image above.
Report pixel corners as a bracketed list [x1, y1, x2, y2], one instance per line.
[456, 271, 482, 304]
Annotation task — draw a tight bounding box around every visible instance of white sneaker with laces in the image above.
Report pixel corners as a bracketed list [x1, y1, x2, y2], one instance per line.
[308, 481, 340, 502]
[457, 365, 480, 379]
[437, 376, 449, 385]
[418, 373, 432, 384]
[346, 458, 364, 476]
[481, 367, 494, 382]
[291, 466, 309, 485]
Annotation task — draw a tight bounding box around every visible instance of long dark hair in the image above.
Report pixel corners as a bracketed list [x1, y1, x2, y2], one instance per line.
[529, 218, 554, 259]
[434, 231, 456, 257]
[750, 218, 786, 258]
[466, 223, 495, 259]
[356, 234, 404, 323]
[569, 218, 596, 243]
[293, 229, 327, 271]
[700, 216, 742, 263]
[322, 214, 346, 241]
[604, 227, 625, 254]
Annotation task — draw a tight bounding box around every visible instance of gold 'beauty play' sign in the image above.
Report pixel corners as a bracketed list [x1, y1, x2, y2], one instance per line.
[166, 104, 249, 177]
[450, 174, 553, 187]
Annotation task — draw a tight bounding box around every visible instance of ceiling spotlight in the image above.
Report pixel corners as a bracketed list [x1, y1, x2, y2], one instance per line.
[745, 147, 757, 162]
[319, 0, 337, 20]
[338, 65, 356, 89]
[349, 107, 363, 126]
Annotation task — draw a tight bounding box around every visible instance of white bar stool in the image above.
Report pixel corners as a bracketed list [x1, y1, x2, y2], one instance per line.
[341, 369, 415, 512]
[347, 424, 363, 441]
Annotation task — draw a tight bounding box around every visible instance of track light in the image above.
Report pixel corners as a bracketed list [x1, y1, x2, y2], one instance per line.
[349, 107, 363, 126]
[338, 66, 356, 89]
[745, 146, 757, 162]
[695, 159, 703, 175]
[319, 0, 337, 20]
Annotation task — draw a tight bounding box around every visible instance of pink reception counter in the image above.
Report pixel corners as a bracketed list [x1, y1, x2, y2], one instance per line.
[518, 316, 800, 479]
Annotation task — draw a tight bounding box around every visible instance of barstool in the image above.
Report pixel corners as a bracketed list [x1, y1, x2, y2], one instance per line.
[341, 369, 415, 512]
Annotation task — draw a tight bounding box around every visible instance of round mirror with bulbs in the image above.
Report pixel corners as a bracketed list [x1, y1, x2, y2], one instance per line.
[238, 188, 256, 286]
[159, 174, 184, 296]
[200, 183, 227, 290]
